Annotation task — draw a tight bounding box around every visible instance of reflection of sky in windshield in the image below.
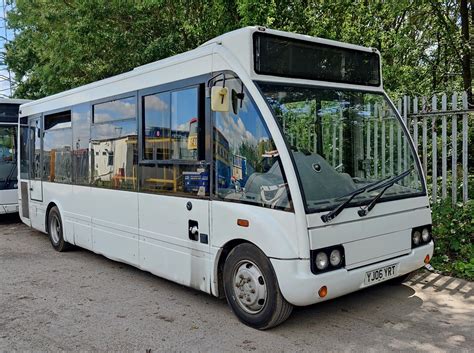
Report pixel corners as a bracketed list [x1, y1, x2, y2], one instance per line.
[215, 90, 268, 153]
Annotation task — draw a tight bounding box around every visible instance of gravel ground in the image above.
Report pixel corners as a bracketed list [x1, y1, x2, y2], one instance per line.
[0, 213, 473, 353]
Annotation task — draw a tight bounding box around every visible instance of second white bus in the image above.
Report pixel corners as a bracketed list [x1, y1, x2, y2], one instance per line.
[18, 27, 433, 329]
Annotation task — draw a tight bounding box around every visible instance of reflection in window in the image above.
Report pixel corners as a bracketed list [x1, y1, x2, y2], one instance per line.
[171, 89, 198, 160]
[212, 79, 291, 210]
[43, 111, 72, 183]
[30, 119, 42, 180]
[19, 117, 29, 179]
[259, 83, 423, 212]
[140, 164, 209, 196]
[94, 97, 136, 124]
[143, 87, 199, 162]
[0, 125, 18, 190]
[141, 86, 205, 197]
[72, 104, 90, 185]
[144, 92, 170, 160]
[92, 97, 138, 191]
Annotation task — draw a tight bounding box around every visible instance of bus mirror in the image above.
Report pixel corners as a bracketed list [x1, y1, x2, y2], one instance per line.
[211, 86, 229, 112]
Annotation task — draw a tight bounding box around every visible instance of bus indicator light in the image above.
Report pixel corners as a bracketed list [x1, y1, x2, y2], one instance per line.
[318, 286, 327, 298]
[237, 219, 249, 227]
[424, 255, 430, 264]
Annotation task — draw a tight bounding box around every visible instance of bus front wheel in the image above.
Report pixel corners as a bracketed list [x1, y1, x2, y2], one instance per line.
[223, 243, 293, 329]
[47, 206, 71, 252]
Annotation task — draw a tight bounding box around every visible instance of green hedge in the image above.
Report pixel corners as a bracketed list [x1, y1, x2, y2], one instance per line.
[431, 200, 474, 280]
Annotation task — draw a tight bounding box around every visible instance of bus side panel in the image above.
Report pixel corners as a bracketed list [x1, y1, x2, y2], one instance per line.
[138, 193, 211, 293]
[210, 201, 299, 259]
[41, 182, 74, 239]
[66, 184, 93, 250]
[89, 188, 139, 267]
[29, 200, 47, 232]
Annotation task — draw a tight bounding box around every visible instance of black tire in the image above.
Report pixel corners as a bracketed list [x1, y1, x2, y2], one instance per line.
[388, 271, 415, 285]
[47, 206, 70, 252]
[223, 243, 293, 330]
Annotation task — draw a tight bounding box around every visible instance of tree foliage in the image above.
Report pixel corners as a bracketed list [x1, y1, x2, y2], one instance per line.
[5, 0, 472, 99]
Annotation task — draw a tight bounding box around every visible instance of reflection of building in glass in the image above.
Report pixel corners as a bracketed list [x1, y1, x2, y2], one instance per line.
[214, 127, 231, 188]
[232, 155, 247, 182]
[44, 146, 72, 183]
[91, 135, 137, 190]
[144, 117, 198, 160]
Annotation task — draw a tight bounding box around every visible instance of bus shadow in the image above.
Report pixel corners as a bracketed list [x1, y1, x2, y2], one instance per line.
[0, 212, 21, 225]
[286, 282, 421, 328]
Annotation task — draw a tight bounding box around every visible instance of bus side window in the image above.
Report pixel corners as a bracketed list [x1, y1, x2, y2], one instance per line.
[91, 96, 138, 191]
[43, 111, 72, 184]
[140, 86, 207, 196]
[212, 80, 291, 211]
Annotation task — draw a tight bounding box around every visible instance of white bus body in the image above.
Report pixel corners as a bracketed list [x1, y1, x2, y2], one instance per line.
[0, 98, 30, 214]
[18, 27, 433, 329]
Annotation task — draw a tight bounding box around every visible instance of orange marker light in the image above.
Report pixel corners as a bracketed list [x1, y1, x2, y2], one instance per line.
[318, 286, 328, 298]
[424, 254, 430, 264]
[237, 219, 249, 227]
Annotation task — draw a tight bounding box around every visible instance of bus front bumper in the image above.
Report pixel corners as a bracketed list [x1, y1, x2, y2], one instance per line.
[270, 242, 434, 306]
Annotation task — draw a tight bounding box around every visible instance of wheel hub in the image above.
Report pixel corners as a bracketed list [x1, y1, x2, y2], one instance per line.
[233, 260, 267, 314]
[50, 215, 60, 244]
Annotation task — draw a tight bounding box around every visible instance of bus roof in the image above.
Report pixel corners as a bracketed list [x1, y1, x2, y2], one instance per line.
[0, 98, 31, 105]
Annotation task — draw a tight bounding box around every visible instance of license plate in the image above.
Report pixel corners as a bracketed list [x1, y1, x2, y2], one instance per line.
[364, 263, 399, 285]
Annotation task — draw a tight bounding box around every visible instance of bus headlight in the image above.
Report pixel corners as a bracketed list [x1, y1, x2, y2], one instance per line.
[315, 252, 329, 270]
[311, 245, 345, 274]
[329, 249, 342, 267]
[412, 231, 421, 246]
[411, 225, 432, 248]
[421, 228, 431, 242]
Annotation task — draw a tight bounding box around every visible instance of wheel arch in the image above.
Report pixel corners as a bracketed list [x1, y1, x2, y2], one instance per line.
[44, 201, 58, 234]
[213, 238, 271, 298]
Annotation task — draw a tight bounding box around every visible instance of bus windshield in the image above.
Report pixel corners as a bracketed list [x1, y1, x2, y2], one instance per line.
[0, 125, 17, 190]
[257, 82, 424, 213]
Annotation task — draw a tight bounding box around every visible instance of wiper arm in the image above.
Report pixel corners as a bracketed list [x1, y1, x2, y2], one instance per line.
[321, 176, 390, 223]
[357, 169, 412, 217]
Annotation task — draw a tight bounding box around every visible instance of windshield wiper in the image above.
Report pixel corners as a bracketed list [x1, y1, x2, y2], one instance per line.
[357, 169, 412, 217]
[321, 176, 391, 223]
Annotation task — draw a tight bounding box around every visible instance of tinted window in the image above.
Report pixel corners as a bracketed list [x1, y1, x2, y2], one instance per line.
[92, 97, 137, 191]
[254, 32, 380, 86]
[72, 104, 90, 185]
[0, 104, 20, 123]
[43, 111, 72, 183]
[212, 79, 291, 210]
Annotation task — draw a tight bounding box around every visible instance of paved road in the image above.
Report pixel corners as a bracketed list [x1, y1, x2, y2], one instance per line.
[0, 214, 473, 353]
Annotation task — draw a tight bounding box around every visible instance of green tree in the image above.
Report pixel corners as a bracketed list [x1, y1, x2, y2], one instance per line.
[5, 0, 472, 100]
[6, 0, 239, 98]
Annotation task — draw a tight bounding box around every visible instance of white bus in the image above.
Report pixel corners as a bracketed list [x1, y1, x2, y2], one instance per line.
[18, 27, 433, 329]
[0, 98, 30, 214]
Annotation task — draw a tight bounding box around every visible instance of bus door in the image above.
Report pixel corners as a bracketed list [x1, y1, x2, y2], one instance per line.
[28, 116, 43, 201]
[137, 83, 211, 292]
